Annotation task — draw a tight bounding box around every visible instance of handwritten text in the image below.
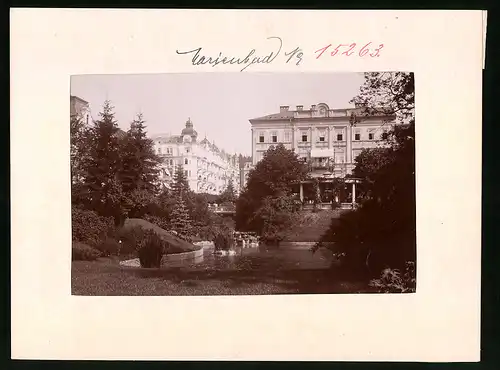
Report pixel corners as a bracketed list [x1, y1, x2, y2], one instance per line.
[176, 37, 303, 72]
[315, 42, 384, 59]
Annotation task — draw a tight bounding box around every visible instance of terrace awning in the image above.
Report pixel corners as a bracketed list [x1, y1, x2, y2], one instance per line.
[310, 148, 334, 158]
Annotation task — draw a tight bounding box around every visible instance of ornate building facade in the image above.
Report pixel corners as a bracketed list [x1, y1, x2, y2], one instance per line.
[151, 119, 241, 195]
[249, 103, 396, 205]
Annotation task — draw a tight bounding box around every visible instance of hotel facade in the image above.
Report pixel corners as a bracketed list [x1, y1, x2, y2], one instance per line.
[151, 119, 241, 196]
[249, 102, 396, 204]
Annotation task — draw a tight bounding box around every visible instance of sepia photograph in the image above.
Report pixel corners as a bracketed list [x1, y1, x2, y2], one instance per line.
[70, 72, 416, 296]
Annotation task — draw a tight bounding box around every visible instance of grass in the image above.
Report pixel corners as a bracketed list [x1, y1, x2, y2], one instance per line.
[123, 218, 199, 252]
[283, 210, 343, 242]
[72, 256, 375, 296]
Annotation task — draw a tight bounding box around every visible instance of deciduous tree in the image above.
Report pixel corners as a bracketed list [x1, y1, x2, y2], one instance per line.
[318, 72, 416, 275]
[236, 144, 308, 232]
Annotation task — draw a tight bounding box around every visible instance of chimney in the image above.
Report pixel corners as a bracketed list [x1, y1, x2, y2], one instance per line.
[280, 105, 290, 112]
[296, 105, 303, 111]
[311, 104, 316, 111]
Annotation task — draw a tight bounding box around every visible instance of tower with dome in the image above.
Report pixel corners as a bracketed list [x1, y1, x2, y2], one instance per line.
[150, 118, 241, 195]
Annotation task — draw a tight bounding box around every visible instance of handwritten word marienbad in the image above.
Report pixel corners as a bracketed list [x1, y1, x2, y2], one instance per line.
[175, 37, 385, 72]
[175, 36, 303, 72]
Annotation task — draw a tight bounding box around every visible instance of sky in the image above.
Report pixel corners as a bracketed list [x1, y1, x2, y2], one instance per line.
[71, 72, 365, 155]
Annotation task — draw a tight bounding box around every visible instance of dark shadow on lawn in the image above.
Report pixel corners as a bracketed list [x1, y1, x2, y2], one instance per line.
[128, 265, 376, 294]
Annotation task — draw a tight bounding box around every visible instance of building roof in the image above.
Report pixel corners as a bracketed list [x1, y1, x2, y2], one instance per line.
[70, 95, 89, 105]
[151, 134, 182, 144]
[249, 103, 395, 122]
[150, 119, 240, 166]
[115, 129, 127, 139]
[252, 111, 295, 120]
[181, 118, 198, 138]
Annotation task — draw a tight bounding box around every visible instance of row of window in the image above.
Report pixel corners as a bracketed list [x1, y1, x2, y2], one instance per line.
[258, 131, 290, 143]
[157, 146, 192, 155]
[157, 147, 174, 155]
[257, 130, 380, 143]
[164, 157, 235, 172]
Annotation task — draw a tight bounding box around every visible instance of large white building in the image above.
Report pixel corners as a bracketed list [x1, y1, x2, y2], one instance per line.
[249, 102, 397, 204]
[151, 118, 241, 195]
[249, 102, 396, 175]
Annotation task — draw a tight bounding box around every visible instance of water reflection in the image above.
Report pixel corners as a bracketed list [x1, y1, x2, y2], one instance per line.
[163, 245, 333, 271]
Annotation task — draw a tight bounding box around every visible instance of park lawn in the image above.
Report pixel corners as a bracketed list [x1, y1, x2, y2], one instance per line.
[283, 210, 343, 242]
[71, 257, 374, 296]
[123, 218, 199, 251]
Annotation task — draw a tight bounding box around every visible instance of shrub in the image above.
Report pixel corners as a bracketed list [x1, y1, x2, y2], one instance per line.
[96, 238, 121, 257]
[369, 261, 416, 293]
[137, 229, 165, 268]
[72, 242, 101, 261]
[213, 229, 234, 251]
[117, 226, 169, 267]
[72, 206, 114, 247]
[144, 214, 170, 231]
[116, 226, 148, 256]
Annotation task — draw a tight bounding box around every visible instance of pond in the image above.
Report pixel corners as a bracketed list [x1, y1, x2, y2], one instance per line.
[162, 244, 335, 271]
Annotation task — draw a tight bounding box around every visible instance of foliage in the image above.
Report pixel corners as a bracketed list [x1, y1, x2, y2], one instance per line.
[350, 72, 415, 123]
[145, 188, 175, 222]
[311, 178, 322, 212]
[252, 192, 299, 245]
[117, 225, 149, 256]
[218, 179, 237, 204]
[190, 192, 212, 229]
[96, 238, 121, 257]
[171, 164, 191, 199]
[71, 206, 114, 247]
[77, 101, 126, 225]
[213, 227, 234, 251]
[118, 225, 183, 263]
[170, 196, 193, 238]
[317, 72, 416, 276]
[369, 262, 416, 293]
[123, 188, 155, 219]
[72, 242, 101, 261]
[70, 115, 91, 186]
[137, 229, 165, 268]
[236, 144, 308, 231]
[143, 214, 170, 231]
[71, 102, 163, 230]
[119, 113, 161, 196]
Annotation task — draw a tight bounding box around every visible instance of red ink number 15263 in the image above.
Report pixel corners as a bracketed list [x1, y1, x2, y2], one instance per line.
[315, 42, 384, 59]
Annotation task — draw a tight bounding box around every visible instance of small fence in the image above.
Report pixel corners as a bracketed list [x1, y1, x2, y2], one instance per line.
[208, 203, 236, 214]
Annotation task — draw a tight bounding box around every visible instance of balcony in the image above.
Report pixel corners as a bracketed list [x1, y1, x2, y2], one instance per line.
[352, 139, 385, 149]
[314, 141, 329, 148]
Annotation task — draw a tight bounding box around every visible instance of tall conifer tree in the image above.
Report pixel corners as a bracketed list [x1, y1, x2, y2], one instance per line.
[170, 195, 192, 237]
[120, 113, 161, 194]
[80, 100, 124, 224]
[171, 164, 191, 199]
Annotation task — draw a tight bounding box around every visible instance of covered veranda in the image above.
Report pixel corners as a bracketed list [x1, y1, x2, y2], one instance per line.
[290, 176, 362, 209]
